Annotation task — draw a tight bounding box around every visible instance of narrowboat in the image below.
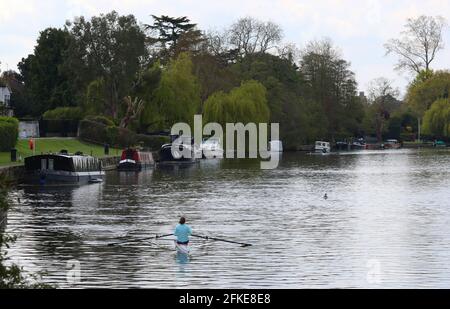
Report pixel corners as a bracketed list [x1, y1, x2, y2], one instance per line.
[384, 139, 402, 149]
[24, 153, 105, 185]
[159, 136, 200, 166]
[118, 148, 154, 171]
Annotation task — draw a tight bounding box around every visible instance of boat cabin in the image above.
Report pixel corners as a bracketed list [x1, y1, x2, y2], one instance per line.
[118, 148, 154, 171]
[25, 154, 104, 184]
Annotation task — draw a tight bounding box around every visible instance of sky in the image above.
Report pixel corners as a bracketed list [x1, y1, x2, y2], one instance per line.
[1, 0, 450, 96]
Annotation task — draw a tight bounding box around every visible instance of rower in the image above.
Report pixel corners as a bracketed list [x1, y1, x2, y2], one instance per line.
[175, 217, 193, 246]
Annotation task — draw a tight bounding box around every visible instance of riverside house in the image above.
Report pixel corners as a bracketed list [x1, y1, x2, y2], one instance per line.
[0, 82, 13, 116]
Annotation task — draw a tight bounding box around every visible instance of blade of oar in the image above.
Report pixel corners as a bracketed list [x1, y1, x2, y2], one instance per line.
[192, 235, 252, 247]
[108, 234, 173, 247]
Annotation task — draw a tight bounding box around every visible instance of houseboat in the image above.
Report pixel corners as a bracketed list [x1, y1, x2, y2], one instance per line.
[118, 148, 154, 171]
[201, 137, 224, 159]
[315, 141, 331, 154]
[24, 153, 105, 185]
[159, 136, 200, 166]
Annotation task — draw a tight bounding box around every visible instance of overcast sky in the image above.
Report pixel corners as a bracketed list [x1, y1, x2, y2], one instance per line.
[1, 0, 450, 96]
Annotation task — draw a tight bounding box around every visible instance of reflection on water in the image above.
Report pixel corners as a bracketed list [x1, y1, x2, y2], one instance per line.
[3, 149, 450, 288]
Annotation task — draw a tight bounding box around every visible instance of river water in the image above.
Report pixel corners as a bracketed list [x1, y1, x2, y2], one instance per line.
[4, 149, 450, 288]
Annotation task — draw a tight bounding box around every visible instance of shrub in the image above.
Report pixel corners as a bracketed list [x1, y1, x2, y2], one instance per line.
[78, 120, 109, 144]
[43, 107, 84, 121]
[0, 117, 19, 151]
[84, 115, 115, 126]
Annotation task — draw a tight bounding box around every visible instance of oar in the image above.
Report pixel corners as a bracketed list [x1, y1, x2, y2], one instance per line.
[107, 234, 173, 247]
[192, 235, 252, 247]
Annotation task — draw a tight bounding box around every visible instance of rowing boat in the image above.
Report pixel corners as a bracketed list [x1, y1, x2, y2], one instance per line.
[175, 241, 190, 255]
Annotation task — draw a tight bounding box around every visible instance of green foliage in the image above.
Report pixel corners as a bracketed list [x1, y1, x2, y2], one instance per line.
[83, 78, 108, 116]
[43, 107, 83, 120]
[79, 120, 168, 150]
[422, 99, 450, 138]
[66, 11, 148, 119]
[153, 53, 201, 130]
[204, 80, 270, 125]
[18, 28, 75, 116]
[84, 115, 115, 126]
[406, 71, 450, 118]
[0, 117, 19, 151]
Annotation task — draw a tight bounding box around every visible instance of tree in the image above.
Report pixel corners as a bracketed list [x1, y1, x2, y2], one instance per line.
[406, 70, 450, 118]
[422, 98, 450, 138]
[365, 78, 401, 143]
[146, 15, 204, 60]
[152, 53, 201, 130]
[66, 11, 148, 119]
[120, 96, 144, 129]
[18, 28, 74, 116]
[228, 17, 283, 59]
[385, 15, 447, 74]
[203, 80, 270, 125]
[300, 39, 362, 140]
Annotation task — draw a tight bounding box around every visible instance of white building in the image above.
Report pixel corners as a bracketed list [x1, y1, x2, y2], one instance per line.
[0, 84, 13, 116]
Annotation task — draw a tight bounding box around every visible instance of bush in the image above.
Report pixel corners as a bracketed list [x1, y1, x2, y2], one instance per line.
[0, 117, 19, 151]
[43, 107, 84, 121]
[78, 119, 168, 150]
[84, 115, 115, 126]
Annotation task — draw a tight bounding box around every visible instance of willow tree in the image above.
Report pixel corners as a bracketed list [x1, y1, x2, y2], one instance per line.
[204, 80, 270, 125]
[153, 53, 201, 130]
[422, 98, 450, 138]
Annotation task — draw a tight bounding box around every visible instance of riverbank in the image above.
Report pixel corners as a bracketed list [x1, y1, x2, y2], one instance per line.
[0, 138, 122, 167]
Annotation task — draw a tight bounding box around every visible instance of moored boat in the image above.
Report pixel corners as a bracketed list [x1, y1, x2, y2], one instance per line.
[315, 141, 331, 154]
[118, 148, 154, 171]
[159, 136, 200, 166]
[24, 153, 105, 185]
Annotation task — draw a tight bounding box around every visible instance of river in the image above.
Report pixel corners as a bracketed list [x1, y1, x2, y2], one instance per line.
[4, 148, 450, 288]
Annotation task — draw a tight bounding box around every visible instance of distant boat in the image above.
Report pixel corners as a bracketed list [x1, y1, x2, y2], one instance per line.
[25, 154, 105, 185]
[384, 139, 402, 149]
[315, 141, 331, 154]
[118, 148, 154, 171]
[201, 137, 224, 159]
[159, 136, 200, 166]
[269, 140, 284, 153]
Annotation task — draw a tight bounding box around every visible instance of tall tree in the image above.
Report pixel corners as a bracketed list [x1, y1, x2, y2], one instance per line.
[365, 78, 401, 143]
[152, 53, 201, 130]
[18, 28, 74, 116]
[385, 15, 447, 74]
[228, 17, 283, 59]
[406, 70, 450, 118]
[66, 11, 148, 119]
[145, 15, 204, 60]
[300, 39, 361, 140]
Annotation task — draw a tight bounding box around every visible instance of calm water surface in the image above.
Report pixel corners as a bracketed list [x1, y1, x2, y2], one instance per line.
[4, 149, 450, 288]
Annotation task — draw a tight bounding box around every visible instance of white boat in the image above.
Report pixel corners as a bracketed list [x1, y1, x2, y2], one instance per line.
[269, 140, 283, 152]
[315, 141, 331, 154]
[175, 241, 190, 255]
[201, 137, 224, 159]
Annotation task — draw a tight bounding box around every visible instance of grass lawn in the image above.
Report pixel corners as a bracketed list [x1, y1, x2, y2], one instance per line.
[0, 138, 122, 167]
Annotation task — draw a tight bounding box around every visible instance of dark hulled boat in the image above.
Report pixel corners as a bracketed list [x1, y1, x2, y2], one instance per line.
[25, 154, 105, 185]
[118, 149, 154, 171]
[159, 136, 200, 166]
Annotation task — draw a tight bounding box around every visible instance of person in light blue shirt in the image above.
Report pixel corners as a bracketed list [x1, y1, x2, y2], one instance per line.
[175, 217, 192, 245]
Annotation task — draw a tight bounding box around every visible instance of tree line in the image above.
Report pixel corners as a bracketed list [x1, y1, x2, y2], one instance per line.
[1, 12, 449, 149]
